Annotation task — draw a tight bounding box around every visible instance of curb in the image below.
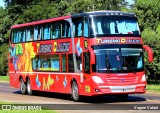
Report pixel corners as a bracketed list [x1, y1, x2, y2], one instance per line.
[0, 81, 9, 83]
[146, 91, 160, 95]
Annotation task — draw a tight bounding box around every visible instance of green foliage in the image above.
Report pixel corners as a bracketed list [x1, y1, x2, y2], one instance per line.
[0, 44, 8, 75]
[142, 28, 160, 79]
[134, 0, 160, 80]
[134, 0, 160, 31]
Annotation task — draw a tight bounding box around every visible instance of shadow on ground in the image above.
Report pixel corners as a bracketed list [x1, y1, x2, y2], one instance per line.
[13, 90, 146, 103]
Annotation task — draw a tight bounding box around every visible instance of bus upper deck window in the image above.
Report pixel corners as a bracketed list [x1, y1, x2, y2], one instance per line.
[19, 29, 26, 42]
[84, 17, 89, 37]
[43, 25, 51, 40]
[73, 18, 83, 37]
[26, 28, 34, 41]
[51, 23, 60, 39]
[34, 26, 42, 40]
[62, 21, 71, 38]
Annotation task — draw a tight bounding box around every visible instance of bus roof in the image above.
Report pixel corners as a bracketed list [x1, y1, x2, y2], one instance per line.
[11, 15, 71, 29]
[71, 10, 136, 18]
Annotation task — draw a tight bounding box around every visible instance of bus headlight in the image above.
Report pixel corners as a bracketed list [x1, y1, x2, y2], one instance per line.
[92, 76, 104, 84]
[141, 74, 146, 82]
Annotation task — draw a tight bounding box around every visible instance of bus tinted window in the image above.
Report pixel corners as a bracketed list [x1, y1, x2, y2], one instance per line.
[19, 29, 26, 42]
[26, 27, 34, 41]
[12, 30, 19, 43]
[34, 26, 42, 40]
[51, 22, 61, 39]
[62, 21, 71, 38]
[91, 16, 140, 37]
[43, 24, 51, 40]
[76, 54, 82, 72]
[73, 18, 83, 37]
[32, 55, 60, 71]
[84, 52, 90, 73]
[62, 54, 67, 72]
[83, 17, 89, 37]
[68, 54, 74, 72]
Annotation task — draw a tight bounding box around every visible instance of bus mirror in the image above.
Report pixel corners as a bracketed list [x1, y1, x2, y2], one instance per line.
[89, 47, 95, 64]
[143, 45, 153, 62]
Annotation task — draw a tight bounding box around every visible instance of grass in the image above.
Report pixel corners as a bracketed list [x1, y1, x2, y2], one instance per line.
[0, 75, 9, 82]
[147, 84, 160, 93]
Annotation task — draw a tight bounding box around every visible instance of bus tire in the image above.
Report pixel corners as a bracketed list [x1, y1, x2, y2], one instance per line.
[20, 78, 26, 95]
[27, 79, 32, 95]
[71, 81, 80, 102]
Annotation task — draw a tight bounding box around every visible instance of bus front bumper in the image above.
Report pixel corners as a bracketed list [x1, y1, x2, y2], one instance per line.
[91, 84, 146, 96]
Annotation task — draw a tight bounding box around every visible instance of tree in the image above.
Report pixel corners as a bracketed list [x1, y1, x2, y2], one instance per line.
[0, 44, 8, 75]
[134, 0, 160, 31]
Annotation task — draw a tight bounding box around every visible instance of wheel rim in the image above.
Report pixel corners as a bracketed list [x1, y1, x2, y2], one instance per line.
[27, 80, 32, 94]
[72, 82, 78, 100]
[20, 81, 24, 92]
[20, 79, 26, 94]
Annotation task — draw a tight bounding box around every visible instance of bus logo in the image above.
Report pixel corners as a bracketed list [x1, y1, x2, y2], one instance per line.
[121, 78, 125, 82]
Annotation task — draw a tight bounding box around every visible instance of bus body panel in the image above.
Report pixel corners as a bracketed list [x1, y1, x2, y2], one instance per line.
[8, 11, 153, 99]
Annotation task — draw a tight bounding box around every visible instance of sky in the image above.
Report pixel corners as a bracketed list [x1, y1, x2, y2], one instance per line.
[0, 0, 5, 8]
[0, 0, 134, 8]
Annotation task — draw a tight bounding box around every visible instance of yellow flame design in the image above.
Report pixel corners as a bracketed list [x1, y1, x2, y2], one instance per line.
[18, 42, 36, 75]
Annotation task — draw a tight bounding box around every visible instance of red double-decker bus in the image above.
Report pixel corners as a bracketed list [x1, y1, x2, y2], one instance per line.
[9, 11, 153, 101]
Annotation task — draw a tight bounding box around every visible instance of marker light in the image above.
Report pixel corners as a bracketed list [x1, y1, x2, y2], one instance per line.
[92, 76, 104, 84]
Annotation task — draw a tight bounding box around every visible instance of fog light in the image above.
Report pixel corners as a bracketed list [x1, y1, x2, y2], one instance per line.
[95, 89, 100, 92]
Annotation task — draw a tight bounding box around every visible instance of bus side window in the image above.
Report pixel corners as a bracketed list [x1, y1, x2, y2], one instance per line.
[73, 18, 83, 37]
[34, 26, 42, 40]
[78, 22, 82, 36]
[20, 29, 26, 42]
[84, 52, 90, 73]
[83, 17, 89, 37]
[32, 58, 37, 70]
[62, 21, 71, 38]
[68, 54, 74, 72]
[76, 54, 82, 71]
[51, 55, 60, 71]
[43, 24, 50, 40]
[62, 54, 66, 72]
[13, 30, 19, 43]
[51, 22, 61, 39]
[26, 27, 34, 41]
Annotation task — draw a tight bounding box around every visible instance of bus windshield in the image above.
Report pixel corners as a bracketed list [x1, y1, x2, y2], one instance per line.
[91, 16, 140, 37]
[92, 48, 144, 73]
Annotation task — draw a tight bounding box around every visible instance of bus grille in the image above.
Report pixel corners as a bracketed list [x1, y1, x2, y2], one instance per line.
[106, 77, 138, 84]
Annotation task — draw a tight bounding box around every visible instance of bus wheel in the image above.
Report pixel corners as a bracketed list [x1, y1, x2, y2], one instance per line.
[71, 81, 80, 102]
[20, 78, 26, 95]
[27, 79, 32, 95]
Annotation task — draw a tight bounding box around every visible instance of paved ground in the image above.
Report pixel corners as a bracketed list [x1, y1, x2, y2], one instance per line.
[0, 82, 159, 113]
